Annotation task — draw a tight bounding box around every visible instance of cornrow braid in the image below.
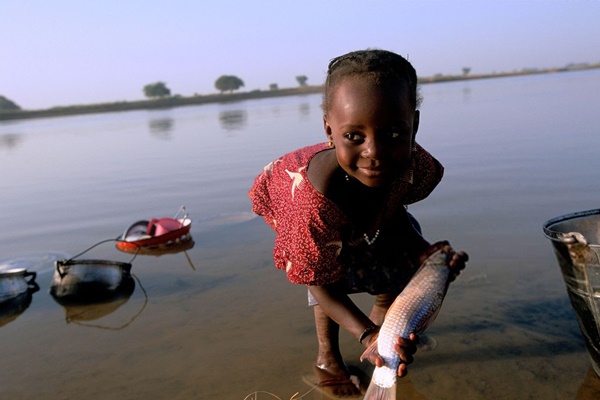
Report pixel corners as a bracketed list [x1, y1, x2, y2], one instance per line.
[322, 49, 422, 115]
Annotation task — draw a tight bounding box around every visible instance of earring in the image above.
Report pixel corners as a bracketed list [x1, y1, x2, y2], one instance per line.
[328, 141, 334, 148]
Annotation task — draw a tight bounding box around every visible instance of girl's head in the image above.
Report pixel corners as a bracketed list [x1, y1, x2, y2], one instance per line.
[322, 49, 422, 188]
[322, 49, 421, 116]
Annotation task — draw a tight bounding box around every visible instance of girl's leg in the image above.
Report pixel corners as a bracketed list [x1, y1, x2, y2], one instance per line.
[312, 305, 361, 396]
[313, 304, 344, 370]
[369, 293, 397, 326]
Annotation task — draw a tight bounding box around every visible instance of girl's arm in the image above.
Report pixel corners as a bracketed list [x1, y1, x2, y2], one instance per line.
[308, 281, 373, 341]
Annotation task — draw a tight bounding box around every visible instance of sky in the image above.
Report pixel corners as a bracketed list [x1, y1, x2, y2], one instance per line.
[1, 0, 599, 110]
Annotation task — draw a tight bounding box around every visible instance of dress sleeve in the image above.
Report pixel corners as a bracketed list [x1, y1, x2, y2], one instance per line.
[248, 145, 348, 286]
[249, 161, 277, 230]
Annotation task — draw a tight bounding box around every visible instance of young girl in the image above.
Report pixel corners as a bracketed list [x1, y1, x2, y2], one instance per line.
[249, 49, 467, 398]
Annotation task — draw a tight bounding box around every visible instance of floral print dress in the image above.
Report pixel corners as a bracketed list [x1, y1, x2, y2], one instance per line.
[249, 142, 443, 292]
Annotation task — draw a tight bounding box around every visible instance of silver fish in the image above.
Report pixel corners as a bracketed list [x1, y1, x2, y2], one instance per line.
[360, 247, 453, 400]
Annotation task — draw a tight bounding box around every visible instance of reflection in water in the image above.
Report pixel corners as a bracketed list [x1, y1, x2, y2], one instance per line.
[0, 268, 39, 327]
[118, 237, 196, 270]
[119, 236, 195, 256]
[49, 258, 142, 328]
[0, 133, 21, 149]
[132, 239, 196, 270]
[53, 275, 134, 319]
[219, 110, 247, 131]
[50, 262, 148, 330]
[148, 117, 175, 138]
[462, 86, 472, 103]
[298, 102, 311, 119]
[0, 284, 39, 328]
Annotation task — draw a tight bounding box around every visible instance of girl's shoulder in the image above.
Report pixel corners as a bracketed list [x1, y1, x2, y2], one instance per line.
[306, 147, 338, 196]
[256, 143, 337, 208]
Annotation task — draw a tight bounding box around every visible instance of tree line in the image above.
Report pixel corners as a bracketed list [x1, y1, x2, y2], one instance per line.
[5, 60, 596, 110]
[142, 75, 309, 100]
[0, 75, 310, 111]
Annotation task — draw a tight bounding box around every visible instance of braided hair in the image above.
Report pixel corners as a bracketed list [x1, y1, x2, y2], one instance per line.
[322, 49, 422, 115]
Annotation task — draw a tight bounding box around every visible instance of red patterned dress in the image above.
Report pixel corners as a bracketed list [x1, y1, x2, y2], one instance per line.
[249, 142, 443, 292]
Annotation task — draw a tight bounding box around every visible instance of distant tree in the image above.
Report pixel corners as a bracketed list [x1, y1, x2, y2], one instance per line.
[296, 75, 308, 87]
[215, 75, 244, 93]
[462, 67, 471, 76]
[269, 83, 279, 91]
[0, 95, 21, 111]
[143, 82, 171, 98]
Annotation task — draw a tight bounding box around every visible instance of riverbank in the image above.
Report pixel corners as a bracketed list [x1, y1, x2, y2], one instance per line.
[1, 63, 599, 122]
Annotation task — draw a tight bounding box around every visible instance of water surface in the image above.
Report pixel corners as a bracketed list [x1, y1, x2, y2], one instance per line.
[1, 70, 600, 399]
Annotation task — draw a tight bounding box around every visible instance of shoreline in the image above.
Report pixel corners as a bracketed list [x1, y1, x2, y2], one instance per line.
[1, 63, 599, 122]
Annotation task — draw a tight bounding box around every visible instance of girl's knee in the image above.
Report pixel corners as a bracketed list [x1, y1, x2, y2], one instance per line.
[373, 292, 398, 308]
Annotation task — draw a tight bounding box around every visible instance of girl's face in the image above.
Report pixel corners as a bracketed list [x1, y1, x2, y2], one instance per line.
[324, 77, 419, 188]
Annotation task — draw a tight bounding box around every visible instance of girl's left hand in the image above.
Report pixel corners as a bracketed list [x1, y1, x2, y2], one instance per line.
[448, 249, 468, 282]
[420, 241, 468, 281]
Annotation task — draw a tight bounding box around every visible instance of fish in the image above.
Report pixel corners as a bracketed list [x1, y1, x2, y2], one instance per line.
[360, 246, 454, 400]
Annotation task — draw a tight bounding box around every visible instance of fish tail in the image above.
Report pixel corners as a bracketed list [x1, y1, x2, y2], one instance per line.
[363, 380, 396, 400]
[360, 340, 397, 399]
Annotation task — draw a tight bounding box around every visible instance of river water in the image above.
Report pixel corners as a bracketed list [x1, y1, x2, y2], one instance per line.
[1, 70, 600, 399]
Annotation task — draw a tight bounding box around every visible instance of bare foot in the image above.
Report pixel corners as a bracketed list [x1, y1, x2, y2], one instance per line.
[308, 363, 362, 398]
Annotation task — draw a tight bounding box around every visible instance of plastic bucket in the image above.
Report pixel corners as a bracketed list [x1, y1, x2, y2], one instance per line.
[543, 209, 600, 376]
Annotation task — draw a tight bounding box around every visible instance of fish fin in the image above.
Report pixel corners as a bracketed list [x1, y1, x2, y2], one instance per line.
[363, 381, 396, 400]
[359, 337, 379, 362]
